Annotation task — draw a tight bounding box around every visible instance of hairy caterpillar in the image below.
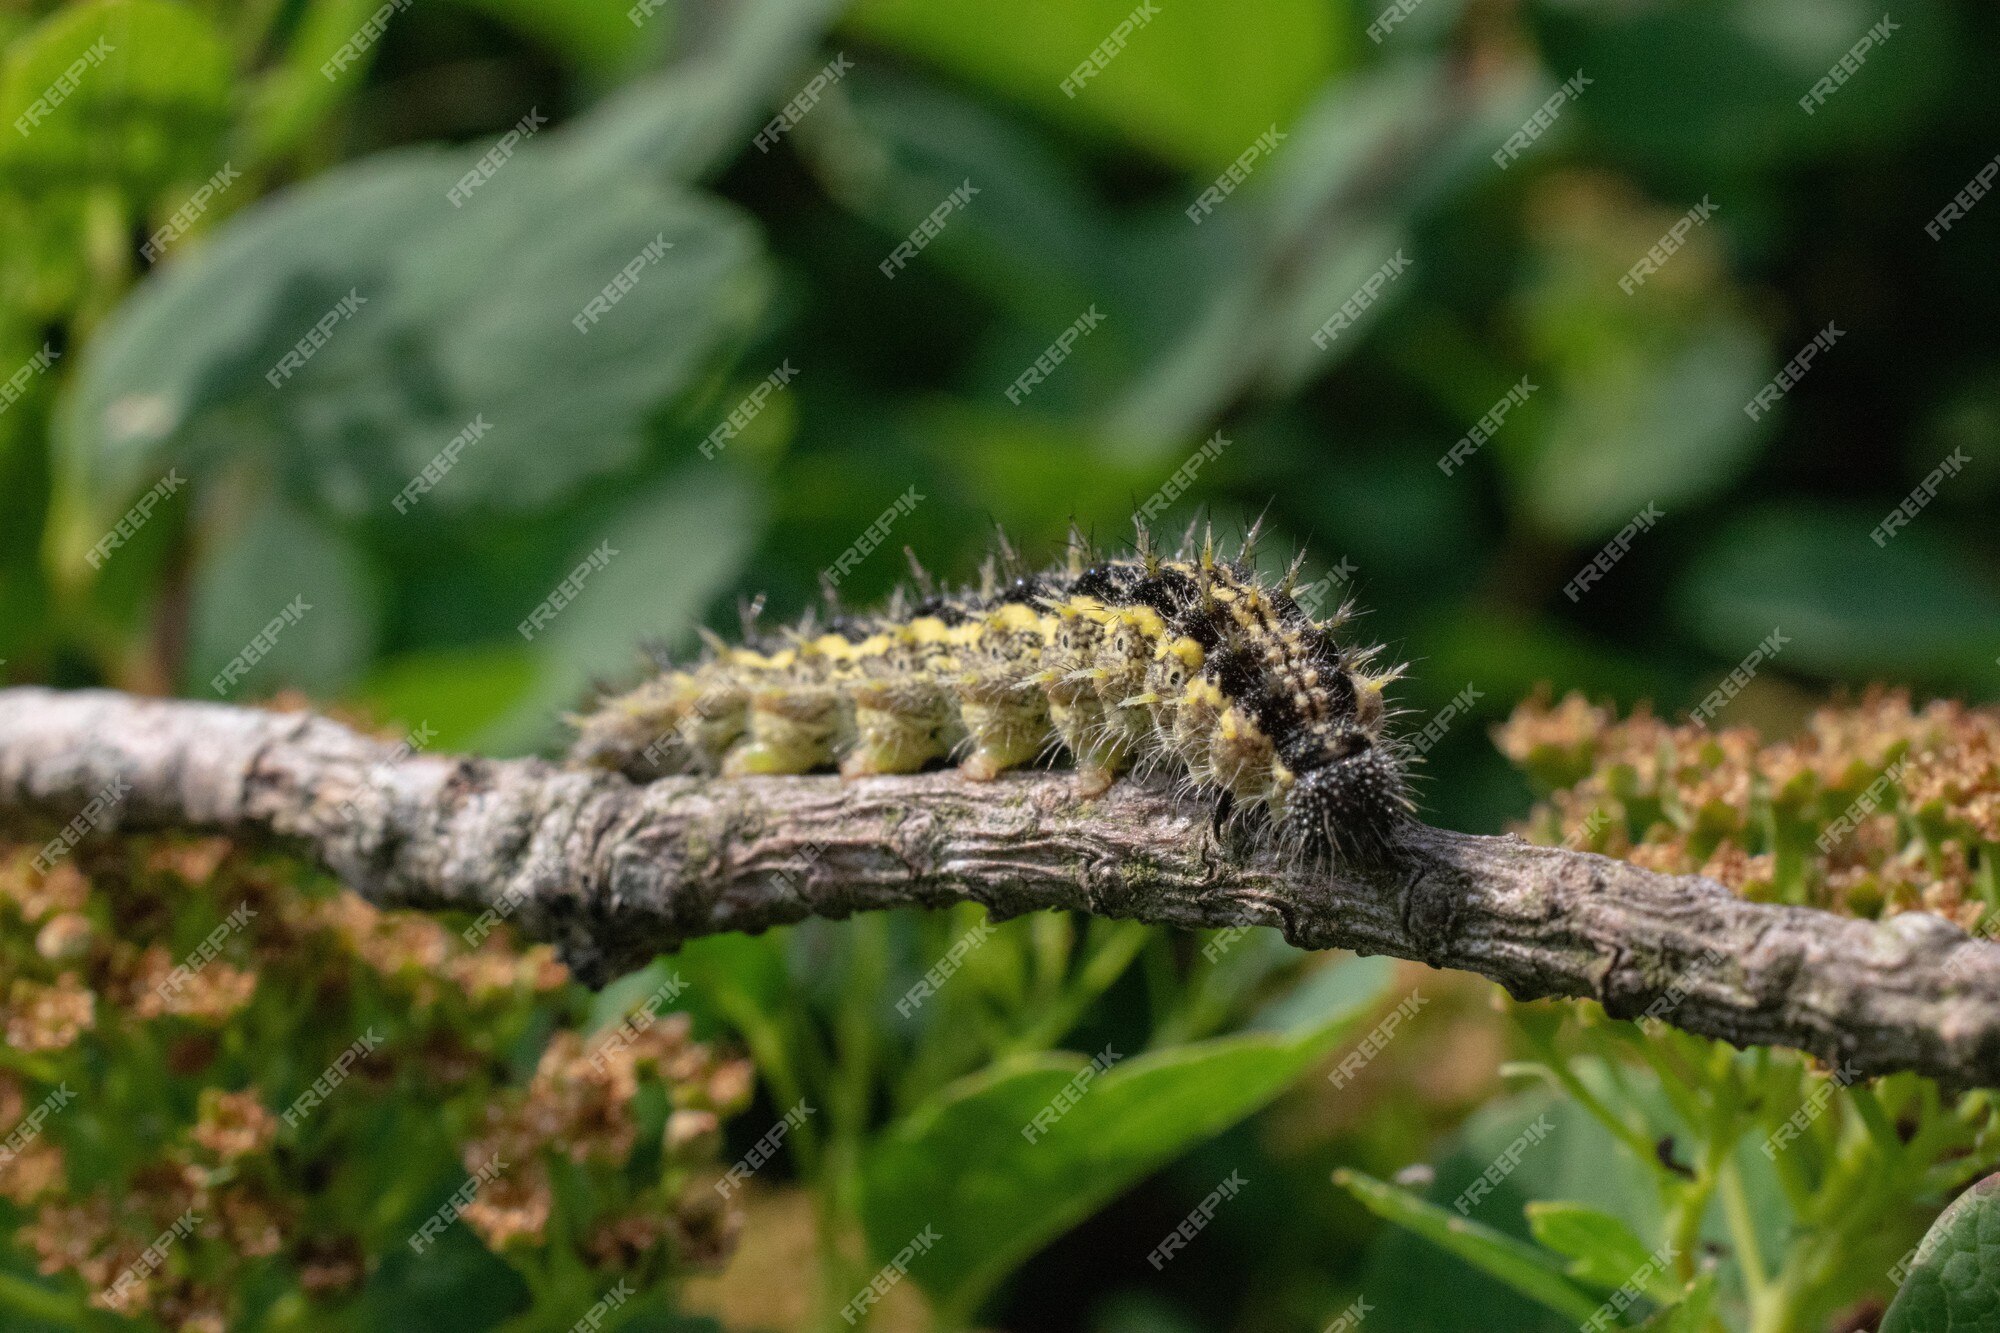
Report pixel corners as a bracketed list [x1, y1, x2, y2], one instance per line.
[569, 524, 1413, 862]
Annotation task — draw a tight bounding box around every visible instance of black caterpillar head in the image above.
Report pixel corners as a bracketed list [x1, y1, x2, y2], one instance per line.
[1287, 724, 1410, 864]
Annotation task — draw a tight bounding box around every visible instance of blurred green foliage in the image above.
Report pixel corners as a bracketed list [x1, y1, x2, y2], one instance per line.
[2, 0, 1999, 1328]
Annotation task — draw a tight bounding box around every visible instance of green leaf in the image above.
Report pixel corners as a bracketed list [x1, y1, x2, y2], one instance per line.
[352, 643, 540, 752]
[845, 0, 1344, 172]
[1637, 1272, 1717, 1331]
[476, 469, 762, 754]
[0, 0, 231, 193]
[1335, 1169, 1602, 1324]
[1526, 1201, 1665, 1295]
[185, 491, 377, 699]
[1676, 505, 2000, 684]
[55, 130, 768, 564]
[1519, 316, 1771, 541]
[859, 953, 1394, 1322]
[1882, 1172, 2000, 1333]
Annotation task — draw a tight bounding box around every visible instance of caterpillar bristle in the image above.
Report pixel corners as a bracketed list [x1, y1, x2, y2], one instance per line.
[571, 534, 1413, 865]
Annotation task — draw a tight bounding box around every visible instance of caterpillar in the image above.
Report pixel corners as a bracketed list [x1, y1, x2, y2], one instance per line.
[568, 523, 1413, 863]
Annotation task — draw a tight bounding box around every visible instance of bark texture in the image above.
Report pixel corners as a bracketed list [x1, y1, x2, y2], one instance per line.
[3, 687, 1997, 1087]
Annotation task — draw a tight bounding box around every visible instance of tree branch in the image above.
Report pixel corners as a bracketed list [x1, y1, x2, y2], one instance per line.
[3, 687, 1996, 1087]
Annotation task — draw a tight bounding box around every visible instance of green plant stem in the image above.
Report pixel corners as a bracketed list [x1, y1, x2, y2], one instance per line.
[1002, 919, 1149, 1057]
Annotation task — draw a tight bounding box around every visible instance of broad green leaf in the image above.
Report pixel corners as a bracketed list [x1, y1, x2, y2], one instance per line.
[1533, 0, 1954, 171]
[1520, 316, 1771, 541]
[56, 126, 768, 570]
[476, 469, 762, 754]
[0, 0, 231, 193]
[1527, 1201, 1667, 1296]
[185, 491, 378, 700]
[845, 0, 1343, 172]
[1335, 1169, 1601, 1324]
[1882, 1172, 2000, 1333]
[1675, 505, 2000, 684]
[860, 954, 1394, 1322]
[353, 643, 540, 752]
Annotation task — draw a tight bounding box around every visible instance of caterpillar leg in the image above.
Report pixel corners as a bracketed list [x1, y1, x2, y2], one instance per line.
[954, 675, 1051, 780]
[841, 682, 964, 777]
[722, 689, 850, 776]
[1049, 696, 1128, 797]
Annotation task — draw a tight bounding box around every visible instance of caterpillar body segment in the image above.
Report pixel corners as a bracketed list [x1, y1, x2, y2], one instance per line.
[572, 533, 1413, 862]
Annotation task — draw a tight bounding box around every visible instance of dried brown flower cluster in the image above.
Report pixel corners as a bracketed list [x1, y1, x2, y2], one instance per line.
[1496, 687, 2000, 927]
[0, 825, 748, 1329]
